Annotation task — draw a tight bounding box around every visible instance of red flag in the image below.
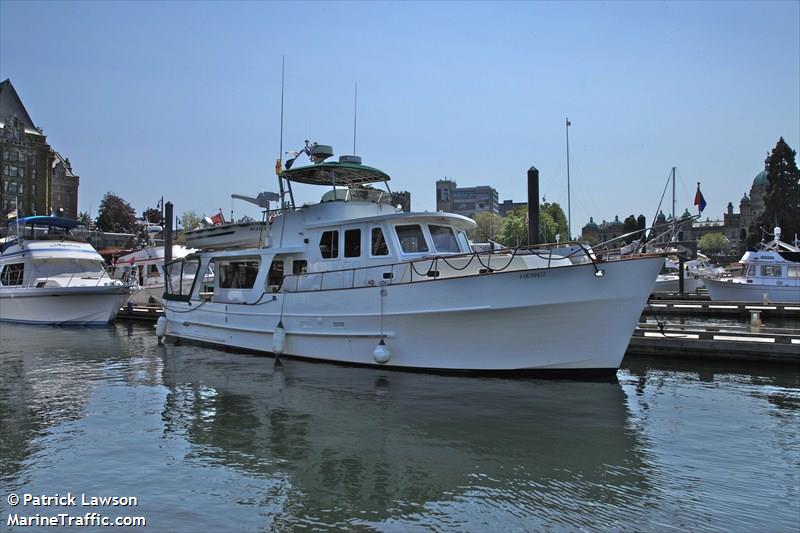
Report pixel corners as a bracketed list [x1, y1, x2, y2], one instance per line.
[210, 212, 225, 225]
[694, 183, 707, 213]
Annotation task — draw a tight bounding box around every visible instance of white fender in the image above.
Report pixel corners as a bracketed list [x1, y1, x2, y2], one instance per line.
[273, 321, 286, 354]
[373, 339, 391, 364]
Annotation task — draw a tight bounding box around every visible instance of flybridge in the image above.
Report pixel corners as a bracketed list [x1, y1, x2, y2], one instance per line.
[279, 142, 391, 187]
[281, 161, 391, 187]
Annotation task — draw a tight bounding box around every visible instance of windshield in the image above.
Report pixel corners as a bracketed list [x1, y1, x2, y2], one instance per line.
[429, 224, 460, 253]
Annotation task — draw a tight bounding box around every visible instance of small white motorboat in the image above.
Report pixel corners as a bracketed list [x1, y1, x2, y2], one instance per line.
[705, 227, 799, 303]
[0, 216, 132, 325]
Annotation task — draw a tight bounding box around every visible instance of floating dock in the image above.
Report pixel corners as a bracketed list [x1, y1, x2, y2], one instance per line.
[644, 299, 799, 319]
[627, 323, 799, 363]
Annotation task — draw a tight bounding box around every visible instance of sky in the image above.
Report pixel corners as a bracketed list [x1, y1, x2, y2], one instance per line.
[1, 1, 798, 235]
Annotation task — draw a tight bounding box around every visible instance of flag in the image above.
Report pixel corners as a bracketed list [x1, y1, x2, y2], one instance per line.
[566, 118, 571, 127]
[275, 158, 282, 175]
[6, 208, 18, 220]
[210, 211, 225, 225]
[694, 183, 707, 214]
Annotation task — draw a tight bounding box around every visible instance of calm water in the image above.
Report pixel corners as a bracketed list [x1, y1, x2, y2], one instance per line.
[0, 323, 798, 532]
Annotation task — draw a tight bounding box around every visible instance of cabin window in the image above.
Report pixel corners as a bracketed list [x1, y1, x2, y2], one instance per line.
[395, 224, 428, 254]
[787, 266, 800, 278]
[429, 224, 459, 253]
[267, 259, 284, 290]
[293, 259, 308, 275]
[371, 227, 389, 256]
[319, 230, 339, 259]
[147, 264, 160, 278]
[456, 231, 470, 252]
[744, 264, 756, 277]
[344, 229, 361, 258]
[217, 258, 260, 289]
[761, 265, 782, 277]
[164, 258, 200, 300]
[1, 263, 24, 286]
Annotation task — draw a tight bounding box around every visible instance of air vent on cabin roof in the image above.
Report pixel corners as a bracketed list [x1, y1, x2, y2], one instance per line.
[339, 155, 362, 164]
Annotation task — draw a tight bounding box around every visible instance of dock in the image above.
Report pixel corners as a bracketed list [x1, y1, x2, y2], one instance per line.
[627, 322, 799, 363]
[644, 299, 799, 319]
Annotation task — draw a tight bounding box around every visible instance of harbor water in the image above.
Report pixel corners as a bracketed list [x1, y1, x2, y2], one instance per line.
[1, 323, 798, 531]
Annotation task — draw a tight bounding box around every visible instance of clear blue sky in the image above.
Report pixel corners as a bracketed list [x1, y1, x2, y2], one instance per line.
[2, 1, 798, 234]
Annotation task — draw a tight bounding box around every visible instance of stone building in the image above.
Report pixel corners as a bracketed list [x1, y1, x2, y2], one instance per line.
[51, 152, 80, 218]
[0, 79, 79, 219]
[580, 163, 772, 254]
[436, 179, 499, 217]
[0, 79, 54, 216]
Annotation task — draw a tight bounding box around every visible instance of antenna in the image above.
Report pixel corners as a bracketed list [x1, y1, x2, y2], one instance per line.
[277, 55, 286, 207]
[353, 81, 358, 154]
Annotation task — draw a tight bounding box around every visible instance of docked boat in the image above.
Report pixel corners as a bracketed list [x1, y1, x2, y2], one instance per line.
[0, 216, 132, 325]
[113, 243, 195, 305]
[705, 227, 799, 303]
[159, 145, 664, 375]
[110, 224, 196, 305]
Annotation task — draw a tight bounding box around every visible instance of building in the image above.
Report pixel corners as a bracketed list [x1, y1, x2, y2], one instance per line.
[391, 190, 411, 213]
[0, 79, 79, 219]
[580, 164, 772, 253]
[498, 199, 527, 217]
[52, 152, 80, 218]
[436, 179, 499, 217]
[0, 79, 54, 216]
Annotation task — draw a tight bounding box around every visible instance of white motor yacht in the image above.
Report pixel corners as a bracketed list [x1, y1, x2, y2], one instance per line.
[159, 146, 663, 375]
[112, 225, 195, 305]
[0, 216, 132, 324]
[705, 227, 799, 303]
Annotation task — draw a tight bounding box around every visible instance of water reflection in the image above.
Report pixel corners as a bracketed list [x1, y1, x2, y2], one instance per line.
[0, 323, 797, 531]
[160, 346, 650, 529]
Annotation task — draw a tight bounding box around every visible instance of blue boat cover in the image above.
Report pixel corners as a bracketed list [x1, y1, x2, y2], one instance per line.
[6, 216, 80, 229]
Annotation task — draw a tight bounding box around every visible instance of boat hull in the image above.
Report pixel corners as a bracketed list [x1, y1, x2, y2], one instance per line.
[653, 276, 700, 293]
[0, 286, 131, 325]
[704, 278, 800, 303]
[164, 256, 662, 372]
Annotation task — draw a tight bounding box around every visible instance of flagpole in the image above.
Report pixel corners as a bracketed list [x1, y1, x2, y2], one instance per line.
[565, 117, 571, 240]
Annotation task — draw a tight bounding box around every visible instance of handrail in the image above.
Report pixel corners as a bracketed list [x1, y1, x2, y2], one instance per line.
[278, 241, 663, 293]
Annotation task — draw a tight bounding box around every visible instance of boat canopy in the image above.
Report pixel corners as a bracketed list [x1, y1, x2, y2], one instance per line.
[7, 215, 80, 229]
[281, 162, 390, 187]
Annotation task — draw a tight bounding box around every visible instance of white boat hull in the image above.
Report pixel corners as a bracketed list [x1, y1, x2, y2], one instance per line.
[0, 286, 131, 325]
[653, 276, 700, 293]
[164, 256, 662, 373]
[704, 278, 800, 303]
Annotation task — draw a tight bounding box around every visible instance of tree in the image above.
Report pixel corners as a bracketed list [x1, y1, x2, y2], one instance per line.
[95, 192, 136, 233]
[177, 211, 203, 244]
[497, 211, 528, 247]
[751, 137, 800, 246]
[623, 215, 638, 235]
[541, 202, 568, 239]
[698, 232, 729, 254]
[142, 207, 164, 225]
[77, 211, 92, 228]
[470, 212, 502, 243]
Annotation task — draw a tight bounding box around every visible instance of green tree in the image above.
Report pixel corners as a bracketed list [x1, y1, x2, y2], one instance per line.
[750, 137, 800, 245]
[698, 232, 729, 254]
[470, 212, 502, 243]
[142, 207, 164, 225]
[77, 211, 92, 227]
[95, 192, 136, 233]
[535, 202, 569, 242]
[177, 210, 203, 244]
[497, 212, 528, 247]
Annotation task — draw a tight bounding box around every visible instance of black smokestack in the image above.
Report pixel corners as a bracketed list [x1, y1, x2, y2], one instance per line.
[527, 167, 540, 245]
